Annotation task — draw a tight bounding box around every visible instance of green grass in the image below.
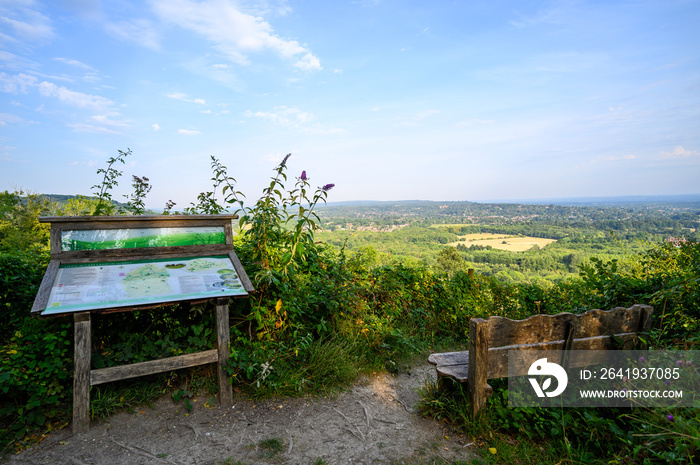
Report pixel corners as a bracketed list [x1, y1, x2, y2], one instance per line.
[418, 376, 699, 464]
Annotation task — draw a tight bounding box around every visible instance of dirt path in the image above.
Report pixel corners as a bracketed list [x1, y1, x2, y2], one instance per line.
[5, 365, 476, 464]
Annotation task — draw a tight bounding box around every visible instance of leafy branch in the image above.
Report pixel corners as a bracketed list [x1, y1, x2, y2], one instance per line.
[92, 149, 130, 216]
[123, 175, 152, 215]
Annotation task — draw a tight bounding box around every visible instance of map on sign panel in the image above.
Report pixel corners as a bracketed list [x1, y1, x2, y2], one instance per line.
[43, 255, 246, 315]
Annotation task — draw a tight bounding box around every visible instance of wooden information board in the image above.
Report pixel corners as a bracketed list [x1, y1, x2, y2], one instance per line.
[32, 215, 254, 434]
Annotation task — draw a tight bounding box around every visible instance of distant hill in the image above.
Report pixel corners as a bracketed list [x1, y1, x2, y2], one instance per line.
[484, 194, 700, 207]
[41, 194, 135, 212]
[323, 194, 700, 209]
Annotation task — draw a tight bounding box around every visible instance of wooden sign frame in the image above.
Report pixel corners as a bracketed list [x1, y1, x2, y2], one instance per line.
[32, 215, 254, 434]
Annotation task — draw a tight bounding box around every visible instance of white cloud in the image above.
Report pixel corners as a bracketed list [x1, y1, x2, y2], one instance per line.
[53, 57, 97, 72]
[91, 114, 129, 127]
[0, 3, 54, 43]
[660, 146, 699, 160]
[67, 122, 122, 134]
[0, 113, 26, 126]
[104, 19, 161, 50]
[0, 50, 39, 71]
[150, 0, 321, 70]
[37, 81, 114, 110]
[0, 72, 37, 93]
[3, 73, 114, 111]
[66, 114, 129, 134]
[294, 52, 321, 71]
[166, 92, 207, 105]
[152, 123, 161, 131]
[245, 106, 345, 134]
[245, 106, 312, 128]
[1, 72, 126, 135]
[510, 2, 572, 29]
[239, 0, 292, 17]
[178, 128, 201, 135]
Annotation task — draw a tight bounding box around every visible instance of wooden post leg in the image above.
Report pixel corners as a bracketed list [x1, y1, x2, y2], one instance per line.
[73, 313, 91, 434]
[215, 298, 233, 408]
[467, 319, 488, 418]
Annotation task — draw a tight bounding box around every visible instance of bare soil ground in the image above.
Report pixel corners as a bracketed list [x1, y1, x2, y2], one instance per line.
[5, 364, 477, 464]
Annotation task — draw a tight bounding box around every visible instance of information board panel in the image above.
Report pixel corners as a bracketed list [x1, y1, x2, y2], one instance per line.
[42, 254, 246, 315]
[61, 226, 226, 251]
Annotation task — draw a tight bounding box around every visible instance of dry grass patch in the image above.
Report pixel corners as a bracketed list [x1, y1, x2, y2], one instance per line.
[449, 233, 556, 252]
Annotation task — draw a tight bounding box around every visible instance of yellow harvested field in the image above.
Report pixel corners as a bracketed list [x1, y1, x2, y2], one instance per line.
[448, 233, 556, 252]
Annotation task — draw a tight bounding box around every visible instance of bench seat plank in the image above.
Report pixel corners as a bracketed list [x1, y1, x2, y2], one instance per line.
[428, 351, 469, 367]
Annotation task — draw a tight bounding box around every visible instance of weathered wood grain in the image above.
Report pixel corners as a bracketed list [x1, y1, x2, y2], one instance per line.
[73, 313, 91, 435]
[90, 350, 218, 386]
[228, 250, 255, 293]
[467, 318, 488, 417]
[215, 298, 233, 407]
[485, 305, 650, 347]
[30, 260, 60, 315]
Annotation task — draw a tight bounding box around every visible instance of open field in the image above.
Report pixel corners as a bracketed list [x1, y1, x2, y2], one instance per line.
[448, 233, 557, 252]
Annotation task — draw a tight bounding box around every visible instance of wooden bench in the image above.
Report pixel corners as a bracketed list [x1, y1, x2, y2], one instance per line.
[428, 304, 653, 417]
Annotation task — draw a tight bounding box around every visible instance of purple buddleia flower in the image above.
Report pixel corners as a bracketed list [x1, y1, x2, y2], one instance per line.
[667, 414, 674, 422]
[322, 183, 335, 192]
[301, 170, 307, 181]
[281, 153, 291, 166]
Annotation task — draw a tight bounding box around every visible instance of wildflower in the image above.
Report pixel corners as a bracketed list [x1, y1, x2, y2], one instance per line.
[301, 170, 307, 181]
[639, 356, 645, 362]
[667, 414, 674, 422]
[664, 380, 671, 386]
[322, 183, 335, 192]
[676, 360, 683, 366]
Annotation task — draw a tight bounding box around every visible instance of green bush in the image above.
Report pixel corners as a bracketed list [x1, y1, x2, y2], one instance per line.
[1, 317, 72, 453]
[0, 252, 49, 341]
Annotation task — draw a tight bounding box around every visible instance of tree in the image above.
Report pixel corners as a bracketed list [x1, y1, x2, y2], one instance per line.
[436, 246, 466, 275]
[0, 189, 50, 253]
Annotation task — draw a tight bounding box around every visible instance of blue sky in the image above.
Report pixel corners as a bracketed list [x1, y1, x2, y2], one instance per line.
[1, 0, 699, 208]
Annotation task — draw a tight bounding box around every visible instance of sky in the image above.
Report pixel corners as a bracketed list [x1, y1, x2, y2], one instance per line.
[1, 0, 699, 209]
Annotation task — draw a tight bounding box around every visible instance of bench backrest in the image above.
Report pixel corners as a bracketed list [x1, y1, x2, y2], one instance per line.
[472, 304, 653, 379]
[467, 304, 653, 416]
